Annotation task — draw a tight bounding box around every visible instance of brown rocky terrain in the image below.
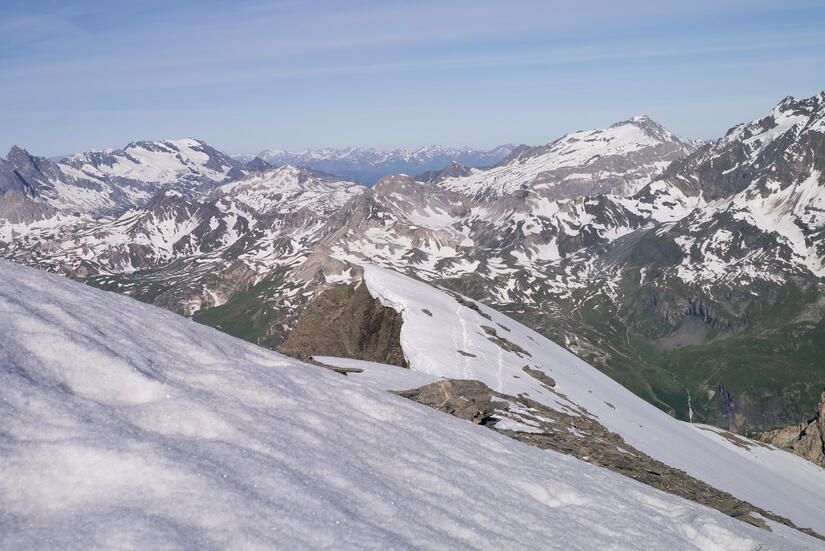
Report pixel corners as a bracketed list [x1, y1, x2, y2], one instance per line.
[758, 389, 825, 467]
[394, 379, 505, 424]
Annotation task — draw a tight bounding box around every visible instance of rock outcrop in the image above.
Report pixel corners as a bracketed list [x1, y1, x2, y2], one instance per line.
[758, 389, 825, 467]
[278, 281, 408, 368]
[394, 379, 505, 424]
[398, 376, 822, 539]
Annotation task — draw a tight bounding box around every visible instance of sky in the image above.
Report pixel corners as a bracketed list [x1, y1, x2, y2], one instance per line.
[2, 0, 825, 157]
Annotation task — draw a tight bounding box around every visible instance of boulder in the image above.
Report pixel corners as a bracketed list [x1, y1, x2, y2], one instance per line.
[278, 281, 408, 368]
[394, 379, 505, 424]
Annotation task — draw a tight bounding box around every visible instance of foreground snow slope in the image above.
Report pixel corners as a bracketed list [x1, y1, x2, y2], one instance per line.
[363, 264, 825, 536]
[0, 260, 819, 550]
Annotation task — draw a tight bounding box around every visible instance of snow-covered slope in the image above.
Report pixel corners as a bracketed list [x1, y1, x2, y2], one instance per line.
[0, 139, 250, 217]
[361, 264, 825, 536]
[438, 116, 701, 200]
[212, 164, 366, 217]
[3, 260, 818, 549]
[0, 189, 245, 277]
[318, 174, 656, 291]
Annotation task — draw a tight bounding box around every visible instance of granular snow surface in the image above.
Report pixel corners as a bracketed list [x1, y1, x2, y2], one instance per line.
[0, 259, 821, 550]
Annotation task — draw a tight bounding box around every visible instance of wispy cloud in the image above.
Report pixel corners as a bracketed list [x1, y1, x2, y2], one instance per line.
[2, 0, 825, 154]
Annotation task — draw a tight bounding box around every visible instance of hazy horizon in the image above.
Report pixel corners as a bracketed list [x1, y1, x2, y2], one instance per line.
[3, 0, 825, 157]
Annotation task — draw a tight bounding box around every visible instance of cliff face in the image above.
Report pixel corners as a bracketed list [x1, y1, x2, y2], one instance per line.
[278, 281, 408, 368]
[758, 390, 825, 467]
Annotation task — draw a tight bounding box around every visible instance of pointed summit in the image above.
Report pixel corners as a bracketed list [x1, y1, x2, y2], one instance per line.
[244, 156, 272, 173]
[414, 160, 472, 184]
[6, 145, 32, 163]
[438, 116, 701, 200]
[0, 145, 49, 199]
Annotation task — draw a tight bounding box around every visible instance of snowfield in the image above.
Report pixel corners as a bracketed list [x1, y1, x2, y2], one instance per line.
[361, 264, 825, 537]
[1, 259, 821, 550]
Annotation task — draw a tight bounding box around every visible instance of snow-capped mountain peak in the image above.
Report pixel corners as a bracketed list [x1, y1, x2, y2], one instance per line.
[438, 116, 701, 201]
[718, 93, 825, 155]
[608, 114, 691, 145]
[651, 91, 825, 285]
[61, 137, 245, 192]
[0, 138, 255, 218]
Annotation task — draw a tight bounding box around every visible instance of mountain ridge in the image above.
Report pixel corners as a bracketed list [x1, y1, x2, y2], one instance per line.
[437, 115, 704, 200]
[2, 97, 825, 432]
[233, 144, 516, 186]
[0, 138, 258, 219]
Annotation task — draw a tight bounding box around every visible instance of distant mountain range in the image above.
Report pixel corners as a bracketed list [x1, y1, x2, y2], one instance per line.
[2, 91, 825, 435]
[233, 145, 516, 186]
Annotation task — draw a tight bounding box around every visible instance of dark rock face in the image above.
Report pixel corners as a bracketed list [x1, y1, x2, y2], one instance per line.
[758, 389, 825, 467]
[0, 146, 62, 200]
[414, 161, 473, 184]
[0, 189, 56, 224]
[243, 156, 273, 173]
[718, 384, 747, 433]
[278, 281, 408, 367]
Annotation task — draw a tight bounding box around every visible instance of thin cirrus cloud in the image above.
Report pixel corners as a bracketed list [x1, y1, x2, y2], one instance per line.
[3, 1, 818, 63]
[5, 28, 825, 92]
[1, 0, 824, 155]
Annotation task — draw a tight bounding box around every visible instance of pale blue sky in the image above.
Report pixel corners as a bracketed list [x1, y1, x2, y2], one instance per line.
[2, 0, 825, 156]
